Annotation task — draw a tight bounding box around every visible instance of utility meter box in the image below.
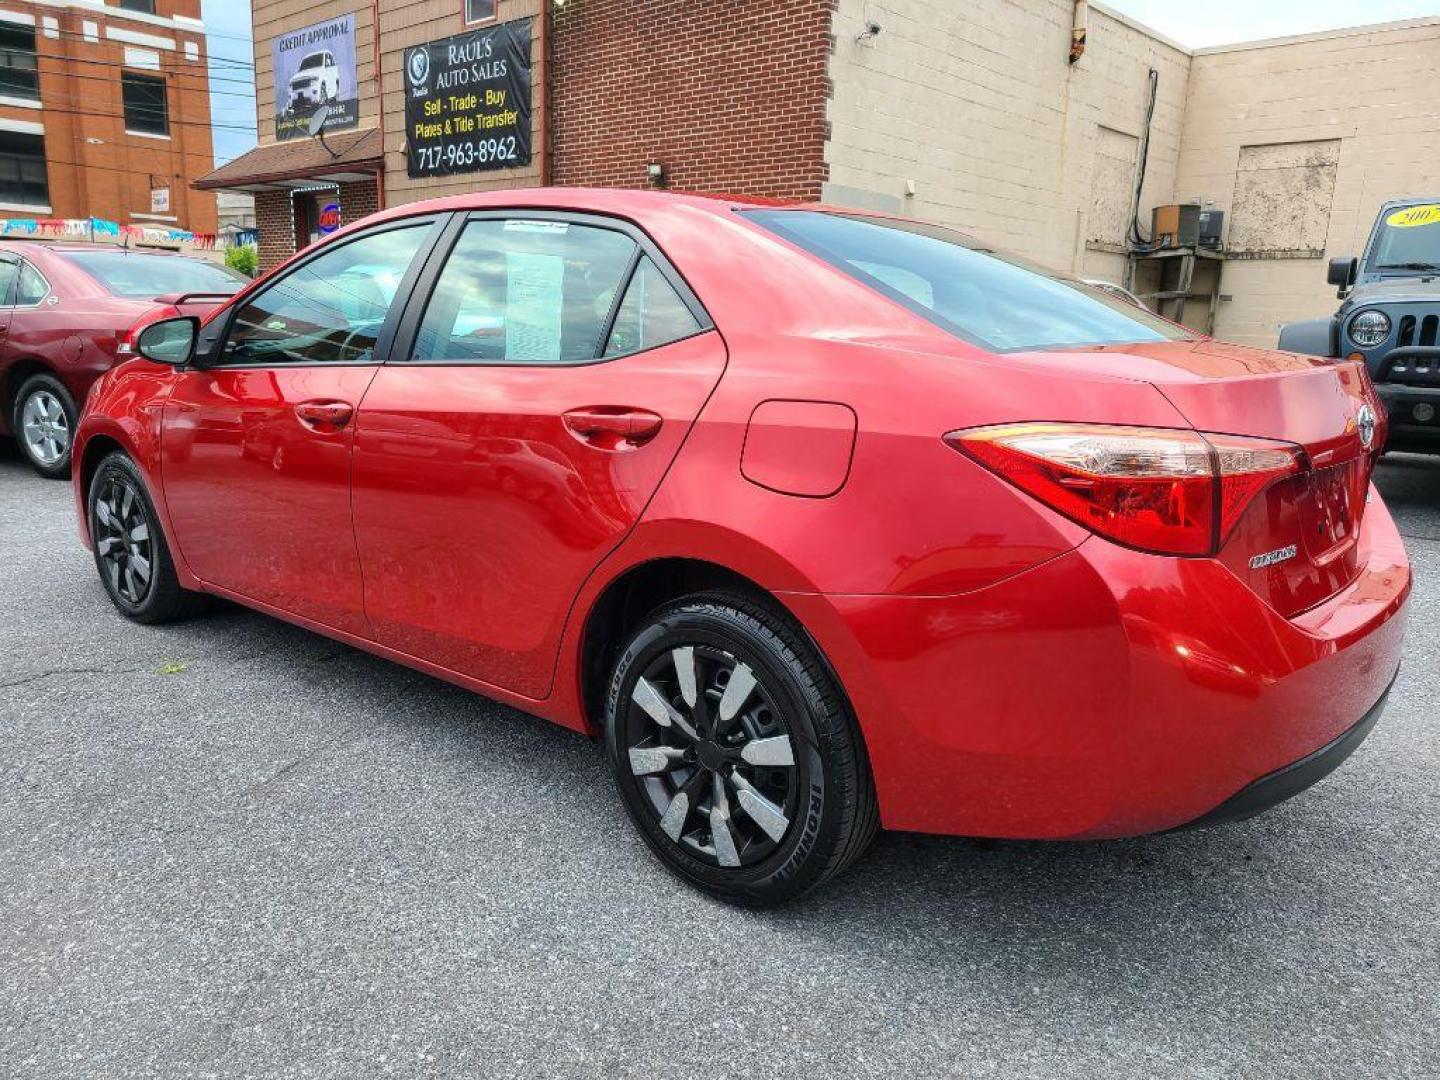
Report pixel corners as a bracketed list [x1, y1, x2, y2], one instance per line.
[1152, 203, 1201, 248]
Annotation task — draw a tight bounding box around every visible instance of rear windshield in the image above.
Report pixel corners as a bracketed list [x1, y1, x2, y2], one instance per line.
[744, 209, 1193, 352]
[60, 252, 246, 299]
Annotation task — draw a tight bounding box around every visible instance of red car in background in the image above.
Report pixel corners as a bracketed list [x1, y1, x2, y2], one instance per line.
[72, 190, 1410, 905]
[0, 242, 245, 477]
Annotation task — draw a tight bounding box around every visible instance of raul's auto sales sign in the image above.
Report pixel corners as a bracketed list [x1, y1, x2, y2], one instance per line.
[404, 18, 532, 179]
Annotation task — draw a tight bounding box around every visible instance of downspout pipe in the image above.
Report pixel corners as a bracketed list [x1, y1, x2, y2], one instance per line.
[371, 0, 386, 209]
[538, 0, 552, 186]
[1070, 0, 1088, 64]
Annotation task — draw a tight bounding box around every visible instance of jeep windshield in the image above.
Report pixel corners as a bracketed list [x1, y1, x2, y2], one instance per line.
[1367, 203, 1440, 275]
[744, 209, 1194, 352]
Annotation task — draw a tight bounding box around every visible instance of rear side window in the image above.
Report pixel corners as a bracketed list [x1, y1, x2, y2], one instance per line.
[0, 258, 18, 303]
[745, 209, 1192, 353]
[60, 252, 245, 298]
[602, 257, 702, 358]
[412, 219, 637, 364]
[14, 261, 46, 304]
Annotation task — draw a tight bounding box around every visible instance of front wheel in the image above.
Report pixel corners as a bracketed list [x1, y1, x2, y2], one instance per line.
[604, 592, 878, 906]
[88, 452, 208, 624]
[13, 373, 76, 480]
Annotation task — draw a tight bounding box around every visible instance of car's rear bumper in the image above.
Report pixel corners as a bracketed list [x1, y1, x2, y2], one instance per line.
[782, 487, 1411, 840]
[1173, 674, 1393, 830]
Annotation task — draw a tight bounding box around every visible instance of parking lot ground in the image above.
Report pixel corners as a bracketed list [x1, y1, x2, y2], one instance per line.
[2, 439, 1438, 1080]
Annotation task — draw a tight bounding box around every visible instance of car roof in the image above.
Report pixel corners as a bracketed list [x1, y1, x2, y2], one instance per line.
[363, 186, 788, 229]
[0, 240, 198, 257]
[1379, 197, 1440, 209]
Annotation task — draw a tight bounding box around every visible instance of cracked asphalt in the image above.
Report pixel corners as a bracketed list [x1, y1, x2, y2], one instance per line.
[1, 438, 1438, 1080]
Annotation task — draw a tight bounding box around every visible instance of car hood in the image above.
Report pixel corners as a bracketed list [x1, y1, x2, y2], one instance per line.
[1343, 277, 1440, 309]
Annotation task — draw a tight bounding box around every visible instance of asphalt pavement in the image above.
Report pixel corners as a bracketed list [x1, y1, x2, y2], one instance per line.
[2, 438, 1437, 1079]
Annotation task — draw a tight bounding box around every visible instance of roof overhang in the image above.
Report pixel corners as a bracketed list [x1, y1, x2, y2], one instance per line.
[194, 129, 383, 194]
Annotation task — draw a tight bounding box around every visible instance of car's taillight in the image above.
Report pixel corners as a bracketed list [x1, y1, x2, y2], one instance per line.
[945, 423, 1302, 556]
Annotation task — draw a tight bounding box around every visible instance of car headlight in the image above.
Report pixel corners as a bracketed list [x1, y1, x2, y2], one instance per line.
[1349, 310, 1391, 347]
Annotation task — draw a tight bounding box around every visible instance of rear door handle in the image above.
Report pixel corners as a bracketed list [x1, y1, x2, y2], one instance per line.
[563, 407, 663, 450]
[295, 400, 354, 429]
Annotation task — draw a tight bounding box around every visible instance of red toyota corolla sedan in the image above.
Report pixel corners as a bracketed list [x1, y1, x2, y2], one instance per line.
[71, 189, 1410, 905]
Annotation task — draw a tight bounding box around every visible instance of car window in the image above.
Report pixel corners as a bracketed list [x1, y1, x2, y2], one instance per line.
[59, 251, 245, 298]
[0, 258, 18, 304]
[14, 261, 46, 305]
[745, 209, 1193, 352]
[299, 54, 323, 70]
[412, 218, 636, 364]
[224, 224, 431, 366]
[602, 257, 702, 357]
[1367, 205, 1440, 271]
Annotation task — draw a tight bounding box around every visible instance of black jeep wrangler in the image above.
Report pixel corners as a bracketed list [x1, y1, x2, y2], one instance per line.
[1280, 197, 1440, 453]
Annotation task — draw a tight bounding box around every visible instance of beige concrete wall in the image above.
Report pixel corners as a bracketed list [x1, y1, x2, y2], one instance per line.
[824, 0, 1191, 288]
[1175, 17, 1440, 347]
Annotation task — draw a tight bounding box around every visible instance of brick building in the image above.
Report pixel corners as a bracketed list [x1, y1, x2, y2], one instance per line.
[0, 0, 217, 233]
[202, 0, 1440, 346]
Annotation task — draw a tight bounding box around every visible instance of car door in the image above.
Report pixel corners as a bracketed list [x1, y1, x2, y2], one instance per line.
[160, 216, 442, 635]
[350, 211, 726, 698]
[0, 253, 18, 339]
[0, 254, 18, 364]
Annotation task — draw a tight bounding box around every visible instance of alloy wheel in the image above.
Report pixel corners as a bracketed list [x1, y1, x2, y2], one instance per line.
[21, 390, 70, 466]
[93, 476, 154, 606]
[623, 644, 799, 868]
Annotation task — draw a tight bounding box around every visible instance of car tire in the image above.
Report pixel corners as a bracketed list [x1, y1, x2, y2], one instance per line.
[604, 591, 878, 906]
[12, 372, 77, 480]
[87, 451, 209, 625]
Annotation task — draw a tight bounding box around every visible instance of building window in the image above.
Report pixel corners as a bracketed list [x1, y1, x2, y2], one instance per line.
[117, 0, 157, 13]
[465, 0, 496, 25]
[0, 130, 49, 208]
[0, 24, 39, 101]
[122, 72, 169, 136]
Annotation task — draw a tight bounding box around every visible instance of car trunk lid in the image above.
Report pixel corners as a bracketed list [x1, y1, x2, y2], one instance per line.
[1019, 339, 1380, 618]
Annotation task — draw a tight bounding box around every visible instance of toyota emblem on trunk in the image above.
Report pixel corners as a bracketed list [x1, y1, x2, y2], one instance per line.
[1357, 403, 1376, 449]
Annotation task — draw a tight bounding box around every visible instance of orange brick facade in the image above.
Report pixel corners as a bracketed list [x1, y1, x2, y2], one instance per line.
[0, 0, 218, 234]
[550, 0, 833, 202]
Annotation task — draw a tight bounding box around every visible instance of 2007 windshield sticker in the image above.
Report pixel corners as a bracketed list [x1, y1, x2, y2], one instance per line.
[1385, 204, 1440, 228]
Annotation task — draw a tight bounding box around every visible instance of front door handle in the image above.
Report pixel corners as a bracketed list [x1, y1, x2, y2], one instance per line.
[295, 400, 354, 430]
[563, 407, 663, 450]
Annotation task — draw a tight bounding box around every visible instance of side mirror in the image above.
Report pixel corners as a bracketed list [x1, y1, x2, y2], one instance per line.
[135, 316, 200, 367]
[1327, 256, 1357, 290]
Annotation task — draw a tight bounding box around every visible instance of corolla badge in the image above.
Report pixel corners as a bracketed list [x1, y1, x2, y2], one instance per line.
[1357, 403, 1376, 449]
[1249, 544, 1298, 571]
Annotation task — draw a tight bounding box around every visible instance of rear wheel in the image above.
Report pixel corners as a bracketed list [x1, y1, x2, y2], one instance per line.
[13, 373, 76, 480]
[604, 591, 878, 906]
[88, 452, 208, 624]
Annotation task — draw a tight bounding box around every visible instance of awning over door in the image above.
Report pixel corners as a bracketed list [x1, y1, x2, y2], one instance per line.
[193, 129, 383, 194]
